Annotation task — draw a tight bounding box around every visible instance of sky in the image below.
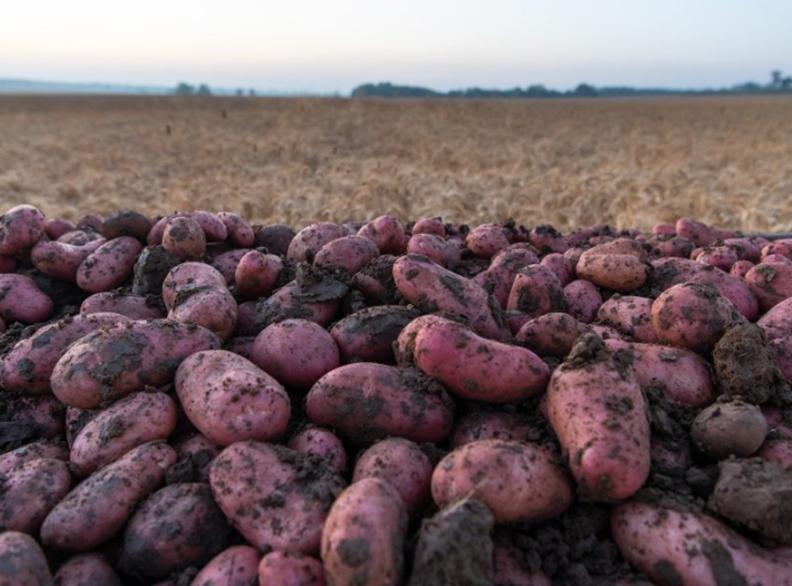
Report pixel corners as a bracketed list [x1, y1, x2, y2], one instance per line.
[1, 0, 791, 93]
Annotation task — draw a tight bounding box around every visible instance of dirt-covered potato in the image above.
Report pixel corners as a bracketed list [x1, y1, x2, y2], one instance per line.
[79, 291, 163, 319]
[451, 411, 539, 447]
[234, 250, 282, 299]
[0, 457, 71, 534]
[691, 400, 768, 459]
[507, 264, 566, 318]
[0, 205, 46, 256]
[217, 211, 255, 248]
[472, 246, 539, 309]
[330, 305, 419, 364]
[100, 210, 152, 242]
[258, 552, 325, 586]
[288, 222, 348, 262]
[0, 440, 68, 477]
[76, 236, 143, 293]
[53, 553, 122, 586]
[0, 531, 53, 585]
[31, 238, 105, 281]
[191, 545, 261, 586]
[288, 426, 347, 474]
[563, 279, 603, 323]
[0, 274, 53, 324]
[357, 215, 406, 254]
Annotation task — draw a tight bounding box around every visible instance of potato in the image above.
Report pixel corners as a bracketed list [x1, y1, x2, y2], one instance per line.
[407, 233, 460, 268]
[73, 236, 143, 293]
[675, 216, 726, 246]
[431, 439, 572, 522]
[473, 246, 539, 309]
[162, 216, 206, 260]
[1, 312, 130, 393]
[0, 205, 46, 256]
[515, 312, 589, 358]
[0, 458, 71, 534]
[506, 264, 566, 318]
[0, 274, 53, 323]
[306, 363, 454, 444]
[217, 211, 255, 247]
[119, 483, 233, 580]
[596, 295, 657, 343]
[0, 394, 65, 439]
[251, 319, 340, 389]
[412, 216, 445, 237]
[256, 280, 340, 328]
[353, 438, 432, 516]
[651, 282, 741, 352]
[100, 209, 151, 242]
[611, 501, 792, 586]
[58, 229, 102, 246]
[41, 441, 176, 551]
[0, 531, 53, 586]
[192, 545, 261, 586]
[189, 210, 228, 241]
[696, 244, 739, 271]
[211, 248, 250, 284]
[161, 261, 226, 310]
[758, 439, 792, 469]
[452, 411, 538, 447]
[288, 222, 349, 262]
[176, 350, 290, 445]
[69, 391, 177, 477]
[31, 238, 105, 281]
[44, 217, 75, 240]
[258, 552, 325, 586]
[0, 440, 68, 477]
[466, 223, 511, 258]
[603, 339, 714, 407]
[169, 284, 238, 340]
[577, 252, 648, 293]
[51, 319, 220, 409]
[314, 234, 380, 274]
[0, 256, 15, 274]
[529, 224, 568, 253]
[357, 215, 406, 254]
[730, 259, 754, 279]
[762, 238, 792, 260]
[547, 335, 650, 501]
[210, 441, 345, 554]
[415, 317, 548, 402]
[321, 478, 407, 586]
[53, 554, 121, 586]
[80, 291, 163, 319]
[540, 252, 573, 286]
[745, 261, 792, 311]
[234, 250, 283, 299]
[562, 279, 602, 323]
[76, 213, 104, 232]
[330, 305, 419, 364]
[691, 400, 767, 459]
[393, 314, 449, 366]
[255, 224, 296, 255]
[288, 426, 347, 474]
[393, 254, 509, 341]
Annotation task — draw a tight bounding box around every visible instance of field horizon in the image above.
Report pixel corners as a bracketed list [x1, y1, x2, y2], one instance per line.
[2, 94, 791, 232]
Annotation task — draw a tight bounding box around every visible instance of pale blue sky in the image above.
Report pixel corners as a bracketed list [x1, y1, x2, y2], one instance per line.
[1, 0, 790, 92]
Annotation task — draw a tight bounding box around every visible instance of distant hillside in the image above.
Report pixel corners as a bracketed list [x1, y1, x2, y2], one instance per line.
[0, 79, 170, 95]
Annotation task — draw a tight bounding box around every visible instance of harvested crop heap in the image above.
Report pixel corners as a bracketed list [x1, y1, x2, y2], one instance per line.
[1, 205, 792, 585]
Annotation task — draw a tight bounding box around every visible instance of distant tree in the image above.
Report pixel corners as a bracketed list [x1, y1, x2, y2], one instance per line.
[174, 82, 194, 95]
[783, 77, 792, 91]
[235, 88, 244, 97]
[197, 84, 212, 96]
[771, 70, 783, 89]
[248, 89, 256, 97]
[572, 83, 598, 97]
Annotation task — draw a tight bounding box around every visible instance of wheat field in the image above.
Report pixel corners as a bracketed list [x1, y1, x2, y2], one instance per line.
[1, 94, 791, 232]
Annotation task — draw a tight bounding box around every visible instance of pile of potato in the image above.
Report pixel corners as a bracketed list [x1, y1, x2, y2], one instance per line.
[1, 204, 792, 585]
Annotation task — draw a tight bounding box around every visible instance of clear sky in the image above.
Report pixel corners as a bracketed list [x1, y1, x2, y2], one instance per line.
[1, 0, 790, 93]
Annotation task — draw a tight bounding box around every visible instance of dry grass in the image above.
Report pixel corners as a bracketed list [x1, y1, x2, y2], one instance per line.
[1, 94, 791, 231]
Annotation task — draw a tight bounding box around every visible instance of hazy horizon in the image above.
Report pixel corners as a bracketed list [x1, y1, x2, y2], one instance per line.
[2, 0, 791, 93]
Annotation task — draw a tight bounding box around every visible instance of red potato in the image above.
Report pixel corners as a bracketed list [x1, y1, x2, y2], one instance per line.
[515, 312, 589, 358]
[691, 400, 767, 459]
[0, 458, 71, 534]
[76, 214, 104, 232]
[80, 292, 163, 319]
[51, 319, 220, 409]
[529, 224, 568, 253]
[288, 222, 349, 262]
[161, 262, 226, 310]
[540, 252, 574, 286]
[64, 407, 96, 448]
[506, 264, 566, 318]
[258, 552, 325, 586]
[596, 295, 657, 343]
[256, 280, 340, 328]
[504, 310, 531, 335]
[44, 217, 76, 240]
[330, 305, 419, 364]
[0, 394, 65, 438]
[251, 319, 340, 389]
[415, 317, 548, 402]
[189, 210, 228, 241]
[1, 312, 130, 393]
[0, 531, 53, 585]
[576, 253, 648, 292]
[431, 439, 572, 523]
[604, 339, 714, 407]
[192, 545, 260, 586]
[0, 205, 46, 256]
[314, 234, 380, 274]
[254, 224, 296, 255]
[675, 216, 727, 246]
[321, 478, 407, 586]
[695, 244, 739, 270]
[452, 411, 538, 447]
[210, 441, 345, 554]
[762, 238, 792, 260]
[406, 233, 458, 268]
[224, 335, 255, 359]
[357, 215, 406, 254]
[169, 284, 237, 340]
[466, 223, 511, 258]
[393, 254, 509, 341]
[75, 236, 143, 293]
[411, 216, 445, 237]
[473, 246, 540, 309]
[57, 229, 103, 246]
[217, 211, 255, 247]
[306, 363, 454, 444]
[0, 440, 68, 477]
[353, 438, 432, 516]
[53, 554, 121, 586]
[171, 433, 220, 483]
[724, 237, 762, 262]
[764, 253, 792, 265]
[563, 279, 603, 323]
[233, 300, 259, 336]
[647, 235, 694, 259]
[176, 350, 290, 445]
[0, 274, 53, 323]
[69, 391, 178, 477]
[234, 250, 283, 299]
[118, 483, 232, 580]
[393, 314, 449, 366]
[211, 249, 250, 284]
[612, 501, 792, 586]
[651, 282, 742, 352]
[100, 209, 152, 242]
[40, 441, 176, 552]
[730, 259, 754, 279]
[161, 216, 206, 260]
[745, 261, 792, 311]
[288, 426, 347, 473]
[758, 439, 792, 469]
[652, 223, 676, 235]
[547, 335, 650, 502]
[769, 335, 792, 384]
[31, 238, 105, 281]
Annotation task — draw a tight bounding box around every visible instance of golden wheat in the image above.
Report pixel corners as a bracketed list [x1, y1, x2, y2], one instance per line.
[1, 95, 791, 232]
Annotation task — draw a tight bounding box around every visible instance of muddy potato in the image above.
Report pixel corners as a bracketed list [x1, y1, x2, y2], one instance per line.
[306, 363, 454, 444]
[31, 238, 105, 282]
[466, 223, 511, 258]
[540, 252, 574, 286]
[217, 211, 255, 247]
[169, 285, 238, 340]
[452, 411, 539, 447]
[330, 305, 419, 364]
[0, 458, 71, 534]
[745, 261, 792, 311]
[0, 274, 53, 323]
[473, 246, 539, 309]
[393, 314, 449, 366]
[691, 400, 768, 460]
[161, 262, 226, 310]
[0, 531, 53, 586]
[507, 264, 566, 318]
[210, 441, 345, 554]
[255, 224, 296, 256]
[0, 440, 68, 477]
[412, 216, 445, 237]
[161, 216, 206, 260]
[53, 553, 121, 586]
[515, 312, 589, 358]
[100, 210, 152, 242]
[176, 350, 290, 445]
[258, 552, 325, 586]
[211, 249, 250, 284]
[234, 250, 282, 299]
[563, 279, 602, 323]
[44, 217, 75, 240]
[0, 205, 46, 256]
[315, 234, 380, 274]
[357, 215, 406, 254]
[192, 545, 260, 586]
[255, 280, 340, 328]
[188, 210, 228, 241]
[287, 222, 349, 262]
[321, 478, 407, 586]
[80, 291, 163, 319]
[41, 441, 176, 551]
[407, 233, 458, 268]
[577, 253, 648, 292]
[0, 394, 65, 439]
[431, 440, 572, 523]
[288, 426, 347, 474]
[596, 295, 657, 343]
[69, 391, 177, 477]
[529, 224, 568, 254]
[76, 236, 143, 293]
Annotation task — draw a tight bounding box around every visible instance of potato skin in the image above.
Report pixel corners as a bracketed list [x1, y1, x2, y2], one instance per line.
[51, 319, 220, 409]
[357, 215, 406, 254]
[100, 209, 152, 242]
[234, 250, 282, 299]
[466, 223, 511, 258]
[507, 264, 566, 318]
[69, 391, 177, 477]
[691, 401, 767, 459]
[0, 458, 71, 534]
[209, 441, 345, 554]
[288, 426, 347, 474]
[0, 394, 65, 439]
[288, 222, 349, 262]
[31, 238, 105, 282]
[471, 246, 538, 309]
[415, 317, 548, 402]
[0, 440, 68, 477]
[577, 253, 648, 292]
[76, 236, 143, 293]
[192, 545, 261, 586]
[515, 312, 589, 358]
[258, 552, 325, 586]
[746, 261, 792, 311]
[0, 274, 53, 324]
[161, 262, 226, 310]
[161, 216, 206, 260]
[53, 553, 122, 586]
[596, 295, 657, 343]
[547, 335, 650, 502]
[611, 501, 792, 586]
[563, 279, 603, 323]
[119, 483, 233, 580]
[40, 441, 176, 552]
[758, 297, 792, 340]
[0, 205, 46, 256]
[80, 291, 163, 319]
[176, 350, 290, 445]
[315, 235, 379, 274]
[217, 211, 255, 247]
[451, 411, 538, 447]
[0, 531, 53, 586]
[330, 305, 419, 364]
[306, 363, 454, 444]
[255, 280, 340, 328]
[321, 478, 407, 586]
